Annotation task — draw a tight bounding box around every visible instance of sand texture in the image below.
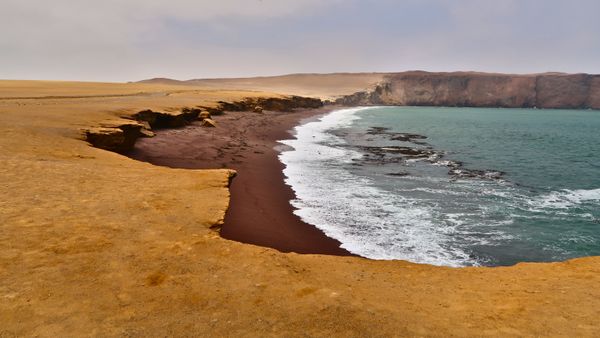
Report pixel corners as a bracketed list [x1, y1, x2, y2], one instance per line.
[1, 80, 600, 337]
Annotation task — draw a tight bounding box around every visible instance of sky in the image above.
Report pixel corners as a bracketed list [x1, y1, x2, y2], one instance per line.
[1, 0, 599, 82]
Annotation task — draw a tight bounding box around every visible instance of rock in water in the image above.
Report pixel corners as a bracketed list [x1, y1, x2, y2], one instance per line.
[386, 172, 410, 177]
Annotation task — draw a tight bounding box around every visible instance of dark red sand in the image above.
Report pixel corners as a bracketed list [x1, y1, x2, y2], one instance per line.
[127, 108, 352, 256]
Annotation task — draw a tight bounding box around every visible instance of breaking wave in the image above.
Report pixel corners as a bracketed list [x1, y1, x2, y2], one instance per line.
[278, 106, 600, 267]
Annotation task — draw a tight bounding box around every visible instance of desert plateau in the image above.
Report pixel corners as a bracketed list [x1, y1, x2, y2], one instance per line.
[3, 1, 600, 337]
[1, 77, 600, 337]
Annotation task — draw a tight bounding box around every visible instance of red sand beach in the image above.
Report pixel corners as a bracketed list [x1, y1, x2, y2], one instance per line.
[128, 107, 353, 256]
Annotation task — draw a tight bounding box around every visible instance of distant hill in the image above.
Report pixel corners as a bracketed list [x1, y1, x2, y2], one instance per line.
[139, 71, 600, 109]
[136, 78, 188, 86]
[138, 73, 388, 99]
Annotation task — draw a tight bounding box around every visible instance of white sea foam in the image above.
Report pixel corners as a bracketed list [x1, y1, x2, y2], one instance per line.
[278, 107, 477, 267]
[528, 188, 600, 210]
[401, 187, 468, 196]
[278, 107, 600, 267]
[433, 160, 455, 166]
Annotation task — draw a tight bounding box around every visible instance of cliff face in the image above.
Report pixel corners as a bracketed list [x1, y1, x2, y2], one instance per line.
[338, 71, 600, 109]
[83, 95, 323, 153]
[214, 95, 323, 112]
[535, 73, 596, 109]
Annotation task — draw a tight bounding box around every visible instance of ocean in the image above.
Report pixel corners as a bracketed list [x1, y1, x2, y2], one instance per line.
[279, 106, 600, 267]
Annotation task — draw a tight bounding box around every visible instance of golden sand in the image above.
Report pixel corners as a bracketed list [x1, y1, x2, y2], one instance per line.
[140, 73, 387, 100]
[1, 80, 599, 337]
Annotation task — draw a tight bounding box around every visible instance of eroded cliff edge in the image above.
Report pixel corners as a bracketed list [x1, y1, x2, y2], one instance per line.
[338, 71, 600, 109]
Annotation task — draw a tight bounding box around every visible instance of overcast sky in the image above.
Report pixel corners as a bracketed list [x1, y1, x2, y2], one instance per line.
[2, 0, 599, 82]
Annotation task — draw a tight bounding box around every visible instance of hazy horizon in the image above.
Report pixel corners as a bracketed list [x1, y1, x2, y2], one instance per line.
[3, 0, 599, 82]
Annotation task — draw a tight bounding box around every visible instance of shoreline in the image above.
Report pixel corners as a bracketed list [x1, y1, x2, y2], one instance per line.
[127, 106, 354, 256]
[4, 81, 600, 336]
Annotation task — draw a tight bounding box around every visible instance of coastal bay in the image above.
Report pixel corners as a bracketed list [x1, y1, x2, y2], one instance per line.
[128, 107, 352, 255]
[1, 80, 600, 336]
[4, 0, 600, 335]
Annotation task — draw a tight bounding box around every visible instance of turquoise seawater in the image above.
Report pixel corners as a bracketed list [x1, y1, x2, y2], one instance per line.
[279, 106, 600, 267]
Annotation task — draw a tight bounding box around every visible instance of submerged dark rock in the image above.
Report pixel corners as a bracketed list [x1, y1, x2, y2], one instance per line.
[359, 146, 435, 158]
[390, 133, 427, 142]
[339, 119, 507, 182]
[386, 172, 410, 177]
[366, 127, 391, 135]
[366, 127, 428, 144]
[351, 131, 506, 182]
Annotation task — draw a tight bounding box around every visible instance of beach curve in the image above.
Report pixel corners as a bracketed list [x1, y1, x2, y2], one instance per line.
[1, 80, 600, 336]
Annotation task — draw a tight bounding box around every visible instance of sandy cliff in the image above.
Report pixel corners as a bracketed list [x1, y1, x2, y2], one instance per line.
[336, 71, 600, 109]
[140, 71, 600, 109]
[1, 80, 600, 337]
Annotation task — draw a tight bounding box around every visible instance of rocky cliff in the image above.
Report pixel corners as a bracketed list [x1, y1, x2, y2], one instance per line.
[337, 71, 600, 109]
[83, 95, 323, 153]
